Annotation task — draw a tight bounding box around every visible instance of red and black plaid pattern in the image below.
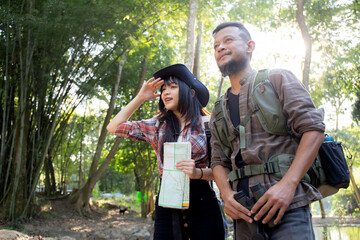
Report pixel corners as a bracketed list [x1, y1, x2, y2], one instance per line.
[115, 117, 208, 176]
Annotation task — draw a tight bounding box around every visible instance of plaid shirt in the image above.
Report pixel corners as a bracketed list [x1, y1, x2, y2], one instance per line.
[115, 117, 208, 176]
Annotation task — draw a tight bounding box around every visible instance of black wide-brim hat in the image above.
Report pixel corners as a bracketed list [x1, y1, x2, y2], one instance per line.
[153, 64, 209, 107]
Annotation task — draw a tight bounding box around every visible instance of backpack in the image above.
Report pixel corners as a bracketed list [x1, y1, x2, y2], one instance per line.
[210, 69, 350, 198]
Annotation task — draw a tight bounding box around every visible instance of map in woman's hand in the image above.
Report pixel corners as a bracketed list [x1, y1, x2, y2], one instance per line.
[158, 142, 191, 209]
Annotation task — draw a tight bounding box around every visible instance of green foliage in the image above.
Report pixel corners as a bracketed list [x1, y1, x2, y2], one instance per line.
[353, 207, 360, 217]
[227, 0, 281, 30]
[335, 127, 360, 168]
[5, 219, 25, 231]
[92, 185, 102, 199]
[224, 0, 348, 34]
[321, 66, 353, 105]
[1, 0, 190, 220]
[310, 39, 359, 130]
[52, 111, 103, 192]
[98, 167, 135, 195]
[94, 193, 142, 213]
[39, 212, 54, 219]
[116, 194, 142, 213]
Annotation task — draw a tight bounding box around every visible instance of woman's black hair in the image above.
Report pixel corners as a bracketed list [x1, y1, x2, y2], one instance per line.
[157, 76, 205, 162]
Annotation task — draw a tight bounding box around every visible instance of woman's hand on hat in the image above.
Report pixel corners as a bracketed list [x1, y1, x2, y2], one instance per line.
[138, 77, 164, 101]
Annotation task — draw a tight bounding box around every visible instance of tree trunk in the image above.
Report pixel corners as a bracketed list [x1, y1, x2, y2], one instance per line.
[349, 166, 360, 207]
[141, 189, 148, 218]
[44, 157, 52, 195]
[133, 54, 156, 218]
[1, 0, 134, 221]
[217, 76, 224, 99]
[184, 0, 198, 71]
[6, 11, 33, 219]
[0, 7, 10, 178]
[319, 200, 326, 218]
[69, 50, 128, 213]
[148, 189, 155, 213]
[44, 156, 57, 195]
[296, 0, 312, 90]
[136, 49, 151, 96]
[7, 105, 28, 219]
[193, 21, 202, 79]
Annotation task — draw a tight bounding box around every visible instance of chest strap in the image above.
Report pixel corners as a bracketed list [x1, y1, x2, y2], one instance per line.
[228, 162, 280, 182]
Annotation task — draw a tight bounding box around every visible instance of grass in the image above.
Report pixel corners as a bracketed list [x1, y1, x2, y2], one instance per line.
[39, 212, 53, 219]
[92, 193, 142, 214]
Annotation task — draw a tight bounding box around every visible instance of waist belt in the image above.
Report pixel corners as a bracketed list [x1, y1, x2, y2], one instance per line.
[228, 162, 280, 182]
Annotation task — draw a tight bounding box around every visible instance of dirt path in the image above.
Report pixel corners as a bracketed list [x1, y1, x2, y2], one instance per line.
[1, 199, 358, 240]
[1, 199, 154, 240]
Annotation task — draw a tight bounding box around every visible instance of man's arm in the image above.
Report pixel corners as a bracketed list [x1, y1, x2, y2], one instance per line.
[251, 130, 324, 225]
[213, 165, 253, 223]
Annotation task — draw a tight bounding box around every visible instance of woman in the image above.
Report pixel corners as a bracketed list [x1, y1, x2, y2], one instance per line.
[107, 64, 225, 240]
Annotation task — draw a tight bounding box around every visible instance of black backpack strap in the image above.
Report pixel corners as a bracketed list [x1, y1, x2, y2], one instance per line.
[203, 117, 212, 167]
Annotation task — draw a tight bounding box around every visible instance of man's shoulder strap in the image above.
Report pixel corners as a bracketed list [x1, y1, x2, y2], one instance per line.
[213, 95, 226, 123]
[252, 69, 270, 90]
[211, 94, 234, 159]
[213, 70, 269, 127]
[241, 69, 271, 129]
[250, 69, 288, 135]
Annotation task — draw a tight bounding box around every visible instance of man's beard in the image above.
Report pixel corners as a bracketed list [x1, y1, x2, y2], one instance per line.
[218, 57, 247, 77]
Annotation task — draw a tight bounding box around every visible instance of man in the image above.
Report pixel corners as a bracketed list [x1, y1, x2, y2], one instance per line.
[210, 22, 325, 239]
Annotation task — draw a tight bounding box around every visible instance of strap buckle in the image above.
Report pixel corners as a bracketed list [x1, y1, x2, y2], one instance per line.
[264, 162, 276, 174]
[264, 163, 269, 173]
[228, 168, 245, 182]
[228, 162, 280, 182]
[238, 168, 245, 179]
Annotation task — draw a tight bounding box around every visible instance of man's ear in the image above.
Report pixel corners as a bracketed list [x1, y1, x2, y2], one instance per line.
[247, 40, 255, 53]
[191, 89, 195, 97]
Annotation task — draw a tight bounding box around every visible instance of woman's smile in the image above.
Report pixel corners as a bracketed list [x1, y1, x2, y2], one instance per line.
[163, 96, 173, 103]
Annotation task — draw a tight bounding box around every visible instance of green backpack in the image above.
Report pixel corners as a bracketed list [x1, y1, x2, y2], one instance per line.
[212, 69, 288, 157]
[211, 69, 341, 198]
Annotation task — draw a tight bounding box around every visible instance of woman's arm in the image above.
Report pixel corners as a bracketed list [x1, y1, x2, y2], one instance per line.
[106, 77, 163, 134]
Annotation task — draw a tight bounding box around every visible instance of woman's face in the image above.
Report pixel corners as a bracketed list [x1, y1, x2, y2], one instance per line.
[161, 81, 180, 114]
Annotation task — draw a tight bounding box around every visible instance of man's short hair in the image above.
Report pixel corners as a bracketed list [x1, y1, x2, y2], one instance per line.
[212, 22, 252, 41]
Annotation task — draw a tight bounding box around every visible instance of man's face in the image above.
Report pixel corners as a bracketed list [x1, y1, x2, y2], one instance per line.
[213, 26, 250, 76]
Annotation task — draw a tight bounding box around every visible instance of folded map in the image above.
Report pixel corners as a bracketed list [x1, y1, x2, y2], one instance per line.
[158, 142, 191, 209]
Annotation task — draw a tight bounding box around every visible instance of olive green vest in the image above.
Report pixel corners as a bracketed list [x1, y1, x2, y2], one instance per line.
[211, 69, 336, 197]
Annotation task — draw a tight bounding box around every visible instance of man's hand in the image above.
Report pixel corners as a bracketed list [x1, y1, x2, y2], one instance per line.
[222, 190, 253, 223]
[251, 180, 297, 225]
[251, 130, 324, 225]
[212, 165, 253, 223]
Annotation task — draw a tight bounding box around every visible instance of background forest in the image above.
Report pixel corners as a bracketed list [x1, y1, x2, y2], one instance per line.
[0, 0, 360, 223]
